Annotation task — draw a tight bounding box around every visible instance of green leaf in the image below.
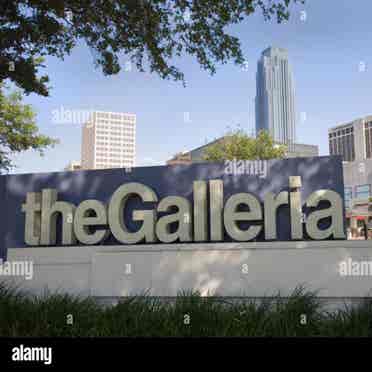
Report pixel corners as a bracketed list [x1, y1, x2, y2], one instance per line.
[203, 128, 287, 161]
[0, 85, 58, 172]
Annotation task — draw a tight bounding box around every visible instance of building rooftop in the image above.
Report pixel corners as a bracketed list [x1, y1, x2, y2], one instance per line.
[329, 114, 372, 131]
[262, 46, 288, 57]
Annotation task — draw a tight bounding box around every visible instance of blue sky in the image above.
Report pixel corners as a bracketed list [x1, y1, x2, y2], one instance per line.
[9, 0, 372, 174]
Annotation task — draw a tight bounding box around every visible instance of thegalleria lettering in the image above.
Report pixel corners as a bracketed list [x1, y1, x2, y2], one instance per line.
[21, 176, 345, 246]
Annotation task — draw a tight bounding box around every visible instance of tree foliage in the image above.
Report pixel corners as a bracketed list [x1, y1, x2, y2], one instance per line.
[203, 129, 287, 161]
[1, 0, 304, 96]
[0, 84, 58, 172]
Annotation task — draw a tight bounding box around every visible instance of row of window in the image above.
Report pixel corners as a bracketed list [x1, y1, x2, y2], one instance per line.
[96, 132, 134, 138]
[96, 149, 134, 154]
[97, 121, 135, 126]
[329, 133, 355, 162]
[97, 128, 134, 133]
[96, 113, 135, 121]
[97, 136, 135, 142]
[97, 146, 131, 150]
[96, 157, 134, 163]
[96, 153, 132, 158]
[96, 135, 134, 140]
[96, 138, 135, 144]
[97, 146, 135, 150]
[109, 139, 134, 144]
[97, 124, 136, 132]
[97, 118, 135, 123]
[329, 127, 354, 138]
[96, 160, 133, 164]
[364, 121, 372, 129]
[96, 132, 135, 137]
[96, 152, 134, 157]
[97, 145, 134, 153]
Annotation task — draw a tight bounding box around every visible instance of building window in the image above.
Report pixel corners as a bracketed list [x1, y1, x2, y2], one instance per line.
[355, 184, 370, 200]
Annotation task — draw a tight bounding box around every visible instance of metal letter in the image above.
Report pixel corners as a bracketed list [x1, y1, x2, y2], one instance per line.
[209, 180, 224, 241]
[40, 189, 76, 245]
[74, 200, 108, 245]
[264, 191, 288, 240]
[193, 181, 208, 241]
[306, 190, 345, 239]
[156, 196, 192, 243]
[22, 192, 41, 245]
[108, 183, 158, 244]
[224, 193, 262, 241]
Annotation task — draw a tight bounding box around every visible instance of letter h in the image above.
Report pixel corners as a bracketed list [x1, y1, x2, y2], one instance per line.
[40, 189, 76, 245]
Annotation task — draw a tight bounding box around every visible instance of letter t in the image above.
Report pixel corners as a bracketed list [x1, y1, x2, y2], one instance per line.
[22, 192, 42, 245]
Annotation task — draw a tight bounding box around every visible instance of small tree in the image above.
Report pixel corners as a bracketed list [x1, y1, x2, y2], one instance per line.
[203, 129, 287, 161]
[0, 84, 58, 172]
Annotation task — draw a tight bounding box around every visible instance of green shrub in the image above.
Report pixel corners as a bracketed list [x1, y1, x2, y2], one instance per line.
[1, 282, 371, 337]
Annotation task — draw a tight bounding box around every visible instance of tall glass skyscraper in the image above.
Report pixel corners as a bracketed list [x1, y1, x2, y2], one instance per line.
[255, 47, 296, 150]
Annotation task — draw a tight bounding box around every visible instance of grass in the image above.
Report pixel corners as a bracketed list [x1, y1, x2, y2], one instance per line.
[1, 282, 372, 337]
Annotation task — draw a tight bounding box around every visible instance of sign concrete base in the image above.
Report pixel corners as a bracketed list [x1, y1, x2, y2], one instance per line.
[3, 241, 372, 300]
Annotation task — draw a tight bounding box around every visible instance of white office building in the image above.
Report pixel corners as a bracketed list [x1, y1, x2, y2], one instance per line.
[81, 111, 136, 170]
[328, 115, 372, 162]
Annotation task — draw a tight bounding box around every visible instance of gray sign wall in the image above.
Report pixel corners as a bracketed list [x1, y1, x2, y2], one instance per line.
[0, 156, 345, 261]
